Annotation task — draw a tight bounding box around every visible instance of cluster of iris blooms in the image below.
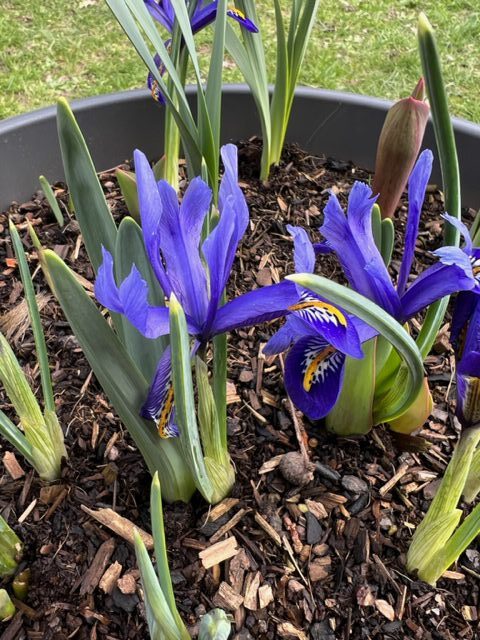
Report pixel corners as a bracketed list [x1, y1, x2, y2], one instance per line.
[2, 0, 480, 633]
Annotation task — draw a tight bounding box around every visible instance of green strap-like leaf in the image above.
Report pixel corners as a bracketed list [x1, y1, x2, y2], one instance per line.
[41, 249, 194, 503]
[57, 99, 117, 272]
[416, 14, 461, 358]
[169, 294, 215, 502]
[288, 273, 424, 422]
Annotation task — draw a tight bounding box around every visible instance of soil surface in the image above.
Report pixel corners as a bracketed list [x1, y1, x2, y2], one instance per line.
[0, 141, 479, 640]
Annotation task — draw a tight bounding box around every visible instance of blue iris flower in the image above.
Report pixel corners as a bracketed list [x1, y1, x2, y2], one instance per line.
[264, 150, 476, 421]
[145, 0, 258, 103]
[95, 144, 298, 437]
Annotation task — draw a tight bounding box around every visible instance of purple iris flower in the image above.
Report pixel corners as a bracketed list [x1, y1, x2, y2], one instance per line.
[95, 144, 298, 437]
[145, 1, 258, 103]
[264, 149, 476, 421]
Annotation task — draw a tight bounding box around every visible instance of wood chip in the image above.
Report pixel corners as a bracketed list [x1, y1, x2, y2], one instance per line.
[78, 538, 116, 595]
[375, 599, 395, 621]
[305, 499, 328, 520]
[99, 562, 123, 595]
[379, 462, 410, 496]
[81, 505, 153, 550]
[442, 570, 465, 580]
[199, 536, 239, 569]
[212, 581, 244, 611]
[258, 583, 274, 609]
[2, 452, 25, 479]
[205, 498, 240, 524]
[228, 548, 251, 593]
[243, 571, 261, 610]
[277, 622, 308, 640]
[43, 487, 68, 521]
[258, 454, 284, 474]
[18, 499, 37, 523]
[210, 508, 249, 544]
[254, 512, 282, 547]
[117, 572, 137, 595]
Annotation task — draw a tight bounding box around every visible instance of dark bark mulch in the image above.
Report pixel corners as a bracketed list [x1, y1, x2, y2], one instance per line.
[0, 141, 478, 640]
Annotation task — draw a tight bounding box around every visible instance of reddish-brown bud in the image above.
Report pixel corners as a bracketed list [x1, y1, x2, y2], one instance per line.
[372, 78, 430, 219]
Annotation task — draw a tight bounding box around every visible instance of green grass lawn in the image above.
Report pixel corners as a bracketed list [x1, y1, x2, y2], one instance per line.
[1, 0, 479, 122]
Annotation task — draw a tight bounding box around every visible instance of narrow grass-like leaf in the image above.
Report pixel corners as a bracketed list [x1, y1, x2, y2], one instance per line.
[169, 294, 215, 503]
[9, 220, 55, 413]
[38, 176, 64, 227]
[0, 409, 33, 465]
[41, 249, 194, 503]
[288, 273, 424, 422]
[416, 13, 461, 358]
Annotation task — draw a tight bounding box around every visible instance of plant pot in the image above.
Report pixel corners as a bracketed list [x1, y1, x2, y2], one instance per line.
[1, 85, 479, 211]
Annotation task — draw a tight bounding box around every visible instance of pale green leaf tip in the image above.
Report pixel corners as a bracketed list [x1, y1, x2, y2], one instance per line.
[418, 12, 433, 35]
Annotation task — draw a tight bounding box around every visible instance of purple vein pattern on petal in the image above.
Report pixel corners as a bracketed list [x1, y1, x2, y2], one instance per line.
[135, 149, 172, 298]
[285, 336, 346, 420]
[397, 149, 433, 294]
[400, 261, 475, 321]
[212, 280, 299, 335]
[320, 184, 401, 318]
[157, 178, 210, 326]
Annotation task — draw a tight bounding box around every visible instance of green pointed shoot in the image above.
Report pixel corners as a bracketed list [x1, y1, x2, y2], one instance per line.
[325, 339, 376, 436]
[116, 169, 140, 222]
[134, 473, 190, 640]
[38, 176, 64, 227]
[288, 274, 424, 423]
[416, 13, 461, 359]
[0, 590, 15, 622]
[198, 609, 231, 640]
[0, 517, 22, 578]
[380, 218, 395, 266]
[39, 248, 195, 503]
[0, 331, 66, 481]
[407, 426, 480, 584]
[169, 295, 232, 504]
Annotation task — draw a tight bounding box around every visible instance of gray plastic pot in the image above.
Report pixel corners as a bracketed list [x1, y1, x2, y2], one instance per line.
[0, 85, 479, 211]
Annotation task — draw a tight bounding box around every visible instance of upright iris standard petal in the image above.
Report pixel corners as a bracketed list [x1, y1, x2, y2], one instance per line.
[442, 213, 473, 256]
[320, 184, 401, 318]
[145, 0, 175, 31]
[397, 150, 433, 294]
[190, 0, 218, 32]
[284, 336, 346, 420]
[156, 178, 211, 326]
[141, 346, 179, 437]
[135, 149, 172, 298]
[219, 144, 249, 231]
[287, 224, 315, 274]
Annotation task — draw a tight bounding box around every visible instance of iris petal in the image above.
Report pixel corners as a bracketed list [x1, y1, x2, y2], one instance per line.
[397, 150, 433, 294]
[442, 213, 473, 256]
[284, 336, 346, 420]
[287, 225, 315, 274]
[288, 291, 363, 358]
[227, 6, 259, 32]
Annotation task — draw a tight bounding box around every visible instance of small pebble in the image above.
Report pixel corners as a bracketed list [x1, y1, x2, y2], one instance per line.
[305, 512, 323, 545]
[341, 474, 369, 495]
[315, 462, 341, 483]
[310, 621, 335, 640]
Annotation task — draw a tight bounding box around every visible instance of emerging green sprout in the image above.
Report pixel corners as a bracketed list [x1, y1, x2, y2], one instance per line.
[0, 222, 66, 482]
[0, 516, 22, 578]
[407, 427, 480, 585]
